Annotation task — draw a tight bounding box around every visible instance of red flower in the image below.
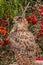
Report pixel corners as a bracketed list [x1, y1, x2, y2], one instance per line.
[35, 57, 43, 60]
[40, 25, 43, 31]
[0, 42, 3, 45]
[41, 20, 43, 25]
[0, 26, 3, 29]
[39, 5, 43, 16]
[32, 7, 36, 11]
[3, 38, 9, 46]
[25, 16, 31, 21]
[40, 31, 43, 35]
[32, 18, 37, 24]
[1, 29, 6, 35]
[38, 25, 43, 36]
[31, 15, 37, 24]
[26, 15, 37, 24]
[0, 18, 8, 24]
[3, 42, 8, 46]
[40, 11, 43, 16]
[40, 5, 43, 9]
[4, 38, 9, 42]
[0, 38, 9, 46]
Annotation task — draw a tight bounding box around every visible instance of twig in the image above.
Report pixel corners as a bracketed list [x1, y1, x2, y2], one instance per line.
[22, 2, 30, 18]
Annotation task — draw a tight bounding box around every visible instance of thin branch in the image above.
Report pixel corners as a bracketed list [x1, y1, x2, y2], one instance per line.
[22, 2, 30, 17]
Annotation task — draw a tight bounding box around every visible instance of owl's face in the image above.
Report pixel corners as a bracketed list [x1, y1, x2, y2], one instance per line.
[13, 16, 28, 31]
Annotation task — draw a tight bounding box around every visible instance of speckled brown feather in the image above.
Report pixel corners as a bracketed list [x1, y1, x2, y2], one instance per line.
[9, 16, 40, 65]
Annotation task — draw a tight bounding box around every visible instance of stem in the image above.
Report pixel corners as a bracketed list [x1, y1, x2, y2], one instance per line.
[22, 2, 30, 18]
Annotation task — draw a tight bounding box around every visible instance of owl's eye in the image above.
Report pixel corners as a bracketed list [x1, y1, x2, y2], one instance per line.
[33, 0, 36, 1]
[17, 17, 22, 22]
[18, 17, 22, 20]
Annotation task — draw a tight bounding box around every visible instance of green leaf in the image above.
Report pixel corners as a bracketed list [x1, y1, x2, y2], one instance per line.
[0, 6, 4, 17]
[14, 0, 18, 4]
[28, 22, 32, 28]
[0, 0, 6, 5]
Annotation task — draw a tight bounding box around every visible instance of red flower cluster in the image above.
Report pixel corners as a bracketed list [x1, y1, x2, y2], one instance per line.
[41, 20, 43, 25]
[31, 15, 37, 24]
[26, 15, 37, 24]
[0, 38, 9, 46]
[40, 20, 43, 31]
[0, 26, 7, 35]
[0, 18, 8, 25]
[0, 18, 9, 46]
[39, 5, 43, 16]
[37, 20, 43, 38]
[0, 42, 3, 45]
[3, 38, 9, 46]
[40, 25, 43, 31]
[25, 16, 31, 21]
[35, 57, 43, 60]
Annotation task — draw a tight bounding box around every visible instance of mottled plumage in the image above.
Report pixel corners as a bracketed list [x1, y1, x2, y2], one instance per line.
[9, 16, 40, 65]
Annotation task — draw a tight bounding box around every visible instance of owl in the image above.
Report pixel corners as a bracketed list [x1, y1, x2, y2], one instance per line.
[9, 16, 40, 65]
